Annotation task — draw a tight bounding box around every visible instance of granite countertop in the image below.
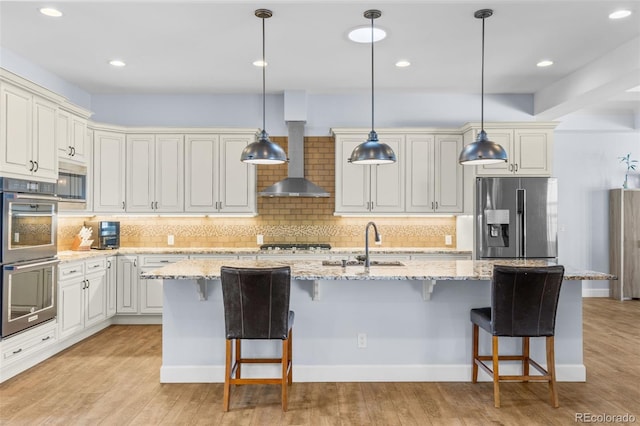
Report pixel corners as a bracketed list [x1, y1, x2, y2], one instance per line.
[56, 247, 471, 263]
[141, 258, 615, 281]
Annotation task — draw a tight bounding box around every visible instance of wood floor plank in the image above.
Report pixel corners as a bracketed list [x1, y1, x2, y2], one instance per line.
[0, 299, 638, 425]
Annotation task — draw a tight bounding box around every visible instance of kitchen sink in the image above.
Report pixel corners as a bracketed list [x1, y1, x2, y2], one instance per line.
[321, 260, 405, 267]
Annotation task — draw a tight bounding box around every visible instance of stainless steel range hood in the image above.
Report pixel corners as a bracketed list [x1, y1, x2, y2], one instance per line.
[259, 121, 330, 197]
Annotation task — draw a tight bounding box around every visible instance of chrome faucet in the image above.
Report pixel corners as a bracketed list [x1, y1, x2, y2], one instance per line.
[364, 221, 381, 273]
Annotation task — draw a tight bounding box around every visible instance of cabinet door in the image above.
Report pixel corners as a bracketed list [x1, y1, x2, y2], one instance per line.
[434, 134, 463, 213]
[58, 277, 85, 340]
[335, 136, 370, 213]
[84, 270, 107, 328]
[31, 96, 58, 180]
[185, 135, 218, 212]
[154, 134, 184, 212]
[116, 256, 138, 314]
[57, 109, 72, 158]
[126, 134, 155, 212]
[70, 116, 87, 163]
[218, 135, 256, 213]
[106, 257, 117, 318]
[513, 129, 552, 176]
[473, 128, 514, 175]
[139, 271, 164, 314]
[93, 131, 126, 212]
[0, 83, 32, 176]
[371, 135, 404, 212]
[405, 134, 435, 213]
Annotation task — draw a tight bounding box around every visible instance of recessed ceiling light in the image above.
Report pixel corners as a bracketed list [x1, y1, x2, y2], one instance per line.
[395, 60, 411, 68]
[252, 60, 267, 67]
[39, 8, 62, 17]
[348, 26, 387, 43]
[537, 60, 554, 67]
[609, 10, 632, 19]
[109, 60, 126, 67]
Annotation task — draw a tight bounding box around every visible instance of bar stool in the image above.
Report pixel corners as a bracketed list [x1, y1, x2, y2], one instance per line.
[220, 266, 294, 412]
[470, 264, 565, 408]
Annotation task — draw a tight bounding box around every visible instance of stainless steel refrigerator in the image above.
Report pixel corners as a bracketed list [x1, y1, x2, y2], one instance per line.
[476, 177, 558, 259]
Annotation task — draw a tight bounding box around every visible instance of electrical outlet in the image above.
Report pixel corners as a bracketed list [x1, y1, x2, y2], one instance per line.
[445, 235, 453, 245]
[257, 234, 264, 245]
[14, 232, 19, 243]
[357, 333, 367, 348]
[167, 235, 174, 245]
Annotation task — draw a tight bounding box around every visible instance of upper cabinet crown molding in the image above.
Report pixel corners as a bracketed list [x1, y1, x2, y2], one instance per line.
[0, 67, 65, 105]
[88, 121, 259, 136]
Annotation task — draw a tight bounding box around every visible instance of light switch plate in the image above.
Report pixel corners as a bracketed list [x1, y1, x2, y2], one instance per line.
[445, 235, 453, 245]
[167, 235, 174, 245]
[257, 234, 264, 245]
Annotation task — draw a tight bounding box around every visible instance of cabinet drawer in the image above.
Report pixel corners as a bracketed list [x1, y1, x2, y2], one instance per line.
[59, 262, 85, 280]
[139, 255, 188, 267]
[1, 322, 57, 363]
[85, 257, 107, 273]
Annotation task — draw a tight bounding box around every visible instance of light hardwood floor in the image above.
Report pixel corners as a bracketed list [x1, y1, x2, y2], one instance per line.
[1, 298, 638, 425]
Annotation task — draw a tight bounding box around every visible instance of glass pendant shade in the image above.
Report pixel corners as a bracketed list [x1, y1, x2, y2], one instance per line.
[240, 130, 288, 164]
[349, 130, 396, 164]
[458, 130, 508, 165]
[240, 9, 287, 165]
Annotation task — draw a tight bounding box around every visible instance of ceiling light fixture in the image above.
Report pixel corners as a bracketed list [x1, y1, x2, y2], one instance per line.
[459, 9, 508, 166]
[348, 26, 387, 43]
[252, 60, 267, 67]
[395, 60, 411, 68]
[39, 8, 62, 17]
[349, 9, 396, 165]
[537, 59, 554, 67]
[240, 9, 287, 165]
[609, 10, 632, 19]
[109, 59, 126, 67]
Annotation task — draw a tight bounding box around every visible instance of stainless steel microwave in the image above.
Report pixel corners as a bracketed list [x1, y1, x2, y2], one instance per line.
[57, 162, 87, 204]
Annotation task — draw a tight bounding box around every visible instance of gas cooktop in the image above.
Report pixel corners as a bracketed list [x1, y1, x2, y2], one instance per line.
[259, 243, 332, 251]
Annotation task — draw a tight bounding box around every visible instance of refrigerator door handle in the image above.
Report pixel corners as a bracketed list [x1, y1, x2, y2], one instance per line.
[517, 189, 526, 257]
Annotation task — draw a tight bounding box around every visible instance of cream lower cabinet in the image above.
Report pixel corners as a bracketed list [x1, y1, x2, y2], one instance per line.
[116, 255, 138, 314]
[105, 256, 117, 318]
[0, 82, 58, 182]
[58, 258, 107, 340]
[93, 130, 126, 212]
[184, 134, 256, 214]
[463, 123, 556, 176]
[405, 134, 463, 213]
[334, 133, 405, 214]
[126, 134, 184, 213]
[138, 255, 188, 313]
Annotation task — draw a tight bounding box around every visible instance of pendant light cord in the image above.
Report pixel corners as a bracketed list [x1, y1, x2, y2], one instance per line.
[370, 15, 375, 132]
[262, 16, 266, 134]
[480, 15, 485, 132]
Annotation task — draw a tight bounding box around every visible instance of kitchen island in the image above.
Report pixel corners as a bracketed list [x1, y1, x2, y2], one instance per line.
[143, 259, 613, 384]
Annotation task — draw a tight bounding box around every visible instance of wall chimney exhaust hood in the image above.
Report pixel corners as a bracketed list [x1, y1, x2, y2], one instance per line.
[259, 121, 330, 197]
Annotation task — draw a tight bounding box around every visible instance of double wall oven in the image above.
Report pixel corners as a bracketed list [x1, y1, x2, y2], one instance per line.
[1, 178, 58, 338]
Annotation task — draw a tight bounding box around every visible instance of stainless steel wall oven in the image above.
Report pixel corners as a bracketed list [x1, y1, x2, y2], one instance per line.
[1, 178, 59, 338]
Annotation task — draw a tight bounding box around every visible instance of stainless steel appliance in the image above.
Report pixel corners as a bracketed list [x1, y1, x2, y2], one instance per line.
[1, 177, 59, 338]
[476, 177, 557, 259]
[84, 221, 120, 249]
[57, 161, 87, 206]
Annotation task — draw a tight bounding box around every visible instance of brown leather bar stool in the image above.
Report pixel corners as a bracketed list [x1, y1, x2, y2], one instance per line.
[470, 264, 565, 408]
[220, 266, 294, 412]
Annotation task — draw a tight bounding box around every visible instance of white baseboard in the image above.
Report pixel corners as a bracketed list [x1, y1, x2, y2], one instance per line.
[582, 288, 610, 298]
[160, 363, 586, 383]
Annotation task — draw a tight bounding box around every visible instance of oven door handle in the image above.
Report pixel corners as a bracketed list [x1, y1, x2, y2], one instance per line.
[6, 193, 59, 202]
[4, 259, 60, 271]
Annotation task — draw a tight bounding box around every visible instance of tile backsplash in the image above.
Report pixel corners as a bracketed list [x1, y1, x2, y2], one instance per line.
[58, 136, 457, 250]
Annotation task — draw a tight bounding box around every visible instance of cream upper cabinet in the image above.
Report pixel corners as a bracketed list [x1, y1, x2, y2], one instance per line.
[57, 108, 88, 165]
[93, 130, 126, 212]
[184, 134, 256, 214]
[0, 82, 58, 182]
[464, 124, 556, 176]
[406, 134, 463, 213]
[126, 134, 184, 213]
[334, 132, 404, 214]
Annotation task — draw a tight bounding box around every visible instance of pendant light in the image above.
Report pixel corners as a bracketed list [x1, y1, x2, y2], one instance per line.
[240, 9, 288, 165]
[458, 9, 508, 166]
[349, 9, 396, 165]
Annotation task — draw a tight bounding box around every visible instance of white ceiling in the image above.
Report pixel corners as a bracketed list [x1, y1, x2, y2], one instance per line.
[1, 0, 639, 119]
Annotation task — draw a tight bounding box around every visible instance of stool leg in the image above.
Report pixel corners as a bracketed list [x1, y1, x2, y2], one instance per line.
[492, 335, 500, 408]
[235, 339, 242, 380]
[223, 339, 232, 412]
[547, 336, 559, 408]
[287, 328, 293, 385]
[472, 324, 479, 383]
[522, 336, 530, 381]
[281, 338, 289, 411]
